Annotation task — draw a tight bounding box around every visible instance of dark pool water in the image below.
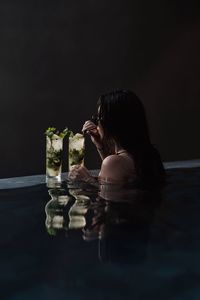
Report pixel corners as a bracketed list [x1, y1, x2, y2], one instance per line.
[0, 168, 200, 300]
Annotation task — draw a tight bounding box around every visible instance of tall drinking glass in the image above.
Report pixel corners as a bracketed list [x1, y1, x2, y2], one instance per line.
[68, 133, 85, 171]
[46, 134, 63, 183]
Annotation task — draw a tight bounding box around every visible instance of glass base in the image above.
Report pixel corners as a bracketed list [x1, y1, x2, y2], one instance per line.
[46, 175, 61, 188]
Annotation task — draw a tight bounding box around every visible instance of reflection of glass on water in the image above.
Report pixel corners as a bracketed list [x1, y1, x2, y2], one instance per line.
[46, 135, 63, 182]
[68, 133, 85, 171]
[45, 189, 71, 236]
[67, 189, 90, 229]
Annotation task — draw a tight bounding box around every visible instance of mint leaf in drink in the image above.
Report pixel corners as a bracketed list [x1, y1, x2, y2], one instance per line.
[59, 127, 74, 138]
[45, 127, 74, 139]
[69, 148, 85, 166]
[45, 127, 57, 138]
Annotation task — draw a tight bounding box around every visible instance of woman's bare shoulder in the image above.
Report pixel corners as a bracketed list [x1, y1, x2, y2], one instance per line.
[102, 154, 122, 166]
[99, 154, 136, 182]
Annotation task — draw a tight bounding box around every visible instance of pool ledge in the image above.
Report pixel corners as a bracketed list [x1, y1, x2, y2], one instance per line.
[0, 159, 200, 190]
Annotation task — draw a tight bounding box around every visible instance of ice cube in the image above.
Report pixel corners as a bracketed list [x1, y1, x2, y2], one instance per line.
[69, 133, 84, 150]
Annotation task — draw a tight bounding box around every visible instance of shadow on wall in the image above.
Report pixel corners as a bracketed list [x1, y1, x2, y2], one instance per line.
[136, 21, 200, 162]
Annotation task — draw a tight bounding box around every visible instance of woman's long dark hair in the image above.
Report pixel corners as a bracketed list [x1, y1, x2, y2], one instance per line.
[97, 89, 165, 187]
[97, 89, 150, 151]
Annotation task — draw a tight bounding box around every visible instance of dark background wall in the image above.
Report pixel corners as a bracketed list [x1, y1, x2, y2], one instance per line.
[0, 0, 200, 178]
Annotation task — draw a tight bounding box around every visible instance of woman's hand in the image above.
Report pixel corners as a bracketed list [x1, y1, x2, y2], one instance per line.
[82, 120, 114, 160]
[68, 165, 97, 184]
[82, 120, 102, 149]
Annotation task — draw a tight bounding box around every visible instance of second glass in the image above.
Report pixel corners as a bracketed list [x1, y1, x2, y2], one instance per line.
[68, 133, 85, 171]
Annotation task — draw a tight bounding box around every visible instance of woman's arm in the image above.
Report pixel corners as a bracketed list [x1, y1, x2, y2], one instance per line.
[68, 165, 99, 186]
[96, 147, 107, 160]
[96, 141, 114, 160]
[82, 120, 113, 160]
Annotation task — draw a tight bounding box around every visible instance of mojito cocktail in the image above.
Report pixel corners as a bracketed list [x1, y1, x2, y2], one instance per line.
[68, 133, 85, 171]
[46, 134, 63, 182]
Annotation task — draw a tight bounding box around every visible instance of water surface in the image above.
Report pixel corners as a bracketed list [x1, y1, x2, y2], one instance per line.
[0, 167, 200, 299]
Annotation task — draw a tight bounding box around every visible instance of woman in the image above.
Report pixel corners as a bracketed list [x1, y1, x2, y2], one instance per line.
[69, 89, 165, 188]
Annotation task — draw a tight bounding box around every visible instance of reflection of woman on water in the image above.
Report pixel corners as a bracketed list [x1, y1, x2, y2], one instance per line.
[82, 186, 162, 263]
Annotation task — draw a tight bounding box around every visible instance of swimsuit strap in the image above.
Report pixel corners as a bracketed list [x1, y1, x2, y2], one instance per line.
[116, 150, 127, 155]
